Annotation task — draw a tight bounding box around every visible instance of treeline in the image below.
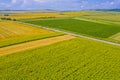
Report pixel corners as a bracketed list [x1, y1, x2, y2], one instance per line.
[0, 18, 16, 21]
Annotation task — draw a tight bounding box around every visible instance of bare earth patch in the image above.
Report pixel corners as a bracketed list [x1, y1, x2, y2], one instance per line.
[0, 35, 75, 56]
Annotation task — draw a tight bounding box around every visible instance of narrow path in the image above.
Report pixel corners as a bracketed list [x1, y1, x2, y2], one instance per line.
[0, 35, 75, 56]
[17, 21, 120, 47]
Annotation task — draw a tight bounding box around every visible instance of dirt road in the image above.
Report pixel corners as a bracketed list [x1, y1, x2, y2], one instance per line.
[0, 35, 75, 56]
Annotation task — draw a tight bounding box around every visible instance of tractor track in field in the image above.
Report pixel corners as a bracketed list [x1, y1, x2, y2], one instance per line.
[0, 35, 75, 56]
[17, 21, 120, 47]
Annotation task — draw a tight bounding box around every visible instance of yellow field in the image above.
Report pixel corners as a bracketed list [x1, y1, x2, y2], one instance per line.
[0, 21, 53, 39]
[63, 11, 88, 17]
[0, 13, 67, 19]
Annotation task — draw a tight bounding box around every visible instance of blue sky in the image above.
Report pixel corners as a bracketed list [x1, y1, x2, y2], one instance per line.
[0, 0, 120, 10]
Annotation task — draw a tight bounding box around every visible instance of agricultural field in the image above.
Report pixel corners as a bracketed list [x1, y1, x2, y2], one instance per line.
[0, 20, 63, 47]
[0, 38, 120, 80]
[0, 13, 67, 20]
[22, 18, 120, 38]
[62, 11, 88, 17]
[0, 11, 90, 20]
[77, 11, 120, 42]
[81, 11, 120, 23]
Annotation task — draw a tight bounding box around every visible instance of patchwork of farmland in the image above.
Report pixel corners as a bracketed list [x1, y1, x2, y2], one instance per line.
[0, 38, 120, 80]
[0, 20, 63, 47]
[0, 11, 120, 80]
[23, 18, 120, 38]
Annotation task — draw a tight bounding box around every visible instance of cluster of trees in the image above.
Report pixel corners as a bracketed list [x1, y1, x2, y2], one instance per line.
[0, 18, 16, 21]
[0, 14, 16, 21]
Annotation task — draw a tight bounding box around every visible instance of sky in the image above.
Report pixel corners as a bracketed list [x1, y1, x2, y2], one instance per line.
[0, 0, 120, 10]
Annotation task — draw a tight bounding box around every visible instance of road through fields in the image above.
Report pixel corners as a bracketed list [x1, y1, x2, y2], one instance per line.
[17, 21, 120, 47]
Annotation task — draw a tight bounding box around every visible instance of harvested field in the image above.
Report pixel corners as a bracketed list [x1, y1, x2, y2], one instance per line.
[0, 21, 53, 39]
[0, 21, 63, 47]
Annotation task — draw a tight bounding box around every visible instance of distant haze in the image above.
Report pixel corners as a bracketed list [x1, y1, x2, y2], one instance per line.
[0, 0, 120, 10]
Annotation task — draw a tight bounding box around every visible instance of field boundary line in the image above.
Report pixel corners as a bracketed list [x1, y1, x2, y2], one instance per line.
[16, 21, 120, 47]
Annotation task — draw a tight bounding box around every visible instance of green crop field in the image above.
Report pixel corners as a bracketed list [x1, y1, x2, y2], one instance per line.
[23, 19, 120, 38]
[0, 38, 120, 80]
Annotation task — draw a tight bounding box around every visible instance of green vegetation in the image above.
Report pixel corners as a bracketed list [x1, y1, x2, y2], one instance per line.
[0, 33, 63, 48]
[23, 19, 120, 38]
[0, 38, 120, 80]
